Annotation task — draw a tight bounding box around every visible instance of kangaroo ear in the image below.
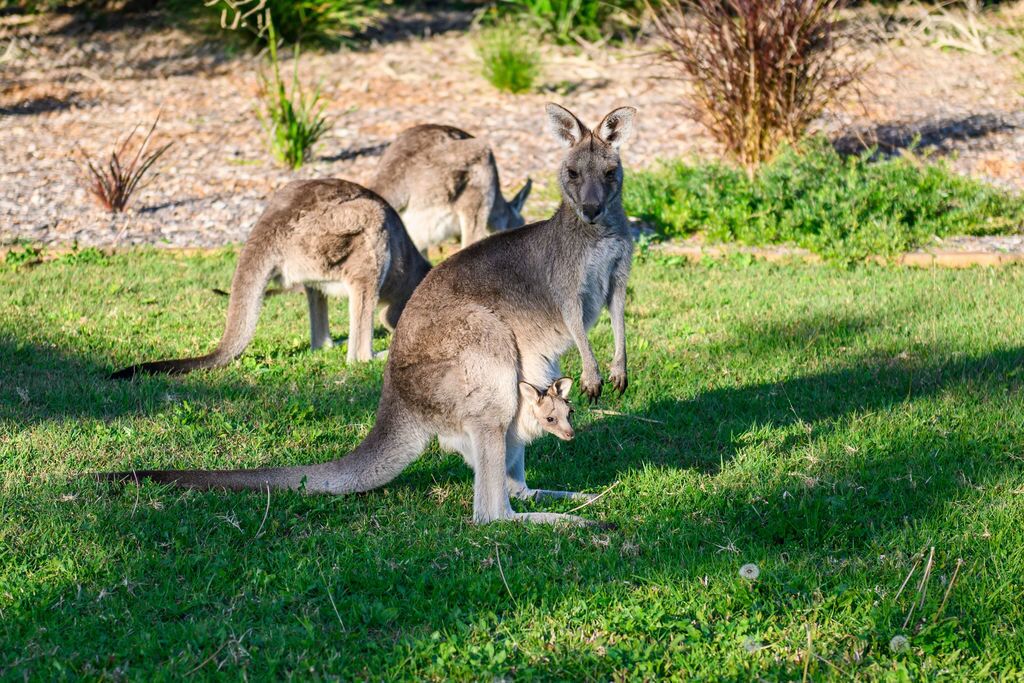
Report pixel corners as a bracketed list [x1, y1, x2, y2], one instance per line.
[510, 178, 532, 213]
[596, 106, 637, 149]
[545, 103, 588, 148]
[550, 377, 573, 399]
[519, 381, 543, 402]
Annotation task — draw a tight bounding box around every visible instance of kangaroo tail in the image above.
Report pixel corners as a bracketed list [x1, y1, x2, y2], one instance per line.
[95, 395, 429, 494]
[110, 246, 276, 379]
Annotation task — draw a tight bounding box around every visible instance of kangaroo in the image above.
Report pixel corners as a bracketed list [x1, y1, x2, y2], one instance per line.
[440, 378, 575, 478]
[98, 104, 636, 527]
[368, 124, 533, 253]
[110, 179, 430, 378]
[206, 125, 528, 300]
[514, 378, 575, 444]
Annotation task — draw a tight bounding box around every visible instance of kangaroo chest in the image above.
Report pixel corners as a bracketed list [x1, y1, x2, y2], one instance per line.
[579, 238, 625, 330]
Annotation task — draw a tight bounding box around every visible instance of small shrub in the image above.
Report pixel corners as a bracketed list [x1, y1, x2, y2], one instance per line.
[57, 245, 110, 266]
[201, 0, 381, 46]
[3, 243, 44, 270]
[476, 21, 542, 94]
[494, 0, 646, 44]
[78, 116, 171, 213]
[650, 0, 860, 174]
[252, 14, 331, 169]
[624, 139, 1024, 263]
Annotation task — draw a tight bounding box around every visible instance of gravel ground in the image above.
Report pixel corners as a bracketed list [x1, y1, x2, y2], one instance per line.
[2, 8, 1023, 249]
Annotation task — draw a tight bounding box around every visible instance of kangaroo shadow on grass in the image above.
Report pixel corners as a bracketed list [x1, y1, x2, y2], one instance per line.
[523, 343, 1024, 549]
[0, 334, 384, 429]
[6, 346, 1023, 678]
[570, 345, 1024, 480]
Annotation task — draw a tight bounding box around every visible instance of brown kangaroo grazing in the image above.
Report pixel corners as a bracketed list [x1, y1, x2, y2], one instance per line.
[110, 179, 430, 378]
[99, 104, 636, 527]
[368, 124, 532, 253]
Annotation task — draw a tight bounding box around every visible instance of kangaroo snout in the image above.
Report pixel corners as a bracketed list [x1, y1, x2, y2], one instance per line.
[558, 427, 575, 441]
[580, 204, 602, 222]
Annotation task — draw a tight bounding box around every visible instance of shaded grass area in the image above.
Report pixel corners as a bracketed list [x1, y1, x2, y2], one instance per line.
[2, 250, 1024, 679]
[625, 139, 1024, 263]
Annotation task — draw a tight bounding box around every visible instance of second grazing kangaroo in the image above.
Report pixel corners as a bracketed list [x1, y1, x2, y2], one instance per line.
[98, 104, 635, 526]
[369, 124, 533, 253]
[110, 180, 430, 378]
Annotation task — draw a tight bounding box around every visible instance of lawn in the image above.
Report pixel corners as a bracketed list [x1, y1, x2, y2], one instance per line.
[2, 250, 1024, 680]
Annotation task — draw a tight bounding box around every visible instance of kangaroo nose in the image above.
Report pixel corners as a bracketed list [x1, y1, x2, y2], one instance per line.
[563, 428, 575, 440]
[580, 204, 601, 222]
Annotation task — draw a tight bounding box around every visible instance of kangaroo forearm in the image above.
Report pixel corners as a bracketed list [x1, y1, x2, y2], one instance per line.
[609, 256, 630, 367]
[567, 318, 600, 372]
[609, 293, 627, 366]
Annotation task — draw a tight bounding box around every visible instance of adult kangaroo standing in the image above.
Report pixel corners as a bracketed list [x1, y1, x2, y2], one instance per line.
[100, 104, 636, 526]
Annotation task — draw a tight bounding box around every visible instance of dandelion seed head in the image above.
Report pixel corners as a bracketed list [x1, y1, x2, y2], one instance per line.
[739, 563, 760, 580]
[889, 635, 909, 653]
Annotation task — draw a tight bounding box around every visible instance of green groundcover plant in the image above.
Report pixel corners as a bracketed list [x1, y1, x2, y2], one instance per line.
[476, 20, 543, 93]
[625, 138, 1024, 262]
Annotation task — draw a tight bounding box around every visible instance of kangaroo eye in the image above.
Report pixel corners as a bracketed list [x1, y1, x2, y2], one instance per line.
[566, 168, 579, 180]
[546, 416, 555, 423]
[605, 169, 617, 181]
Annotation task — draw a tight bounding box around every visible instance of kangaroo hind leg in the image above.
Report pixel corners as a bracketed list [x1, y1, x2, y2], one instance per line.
[305, 286, 333, 351]
[346, 282, 378, 363]
[469, 425, 515, 524]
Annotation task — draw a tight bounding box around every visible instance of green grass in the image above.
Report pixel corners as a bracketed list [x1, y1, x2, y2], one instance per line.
[3, 249, 1024, 679]
[476, 21, 542, 95]
[625, 139, 1024, 263]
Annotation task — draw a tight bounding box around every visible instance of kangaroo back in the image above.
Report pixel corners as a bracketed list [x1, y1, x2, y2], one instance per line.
[370, 124, 473, 211]
[369, 124, 530, 251]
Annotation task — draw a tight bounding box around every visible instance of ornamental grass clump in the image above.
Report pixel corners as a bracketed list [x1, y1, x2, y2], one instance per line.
[649, 0, 860, 174]
[256, 17, 331, 169]
[79, 116, 171, 213]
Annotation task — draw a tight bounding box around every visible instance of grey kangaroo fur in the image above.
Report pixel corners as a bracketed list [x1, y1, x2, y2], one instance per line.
[441, 377, 576, 469]
[369, 124, 532, 252]
[110, 180, 430, 379]
[99, 104, 636, 527]
[209, 125, 527, 313]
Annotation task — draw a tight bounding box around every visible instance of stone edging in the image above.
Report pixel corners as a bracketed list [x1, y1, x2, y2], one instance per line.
[652, 243, 1024, 268]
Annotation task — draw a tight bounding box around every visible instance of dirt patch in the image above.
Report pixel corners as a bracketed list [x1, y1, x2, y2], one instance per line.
[2, 8, 1023, 247]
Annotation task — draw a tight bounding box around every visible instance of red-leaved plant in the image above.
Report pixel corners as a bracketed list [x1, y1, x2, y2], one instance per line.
[80, 116, 171, 212]
[649, 0, 860, 174]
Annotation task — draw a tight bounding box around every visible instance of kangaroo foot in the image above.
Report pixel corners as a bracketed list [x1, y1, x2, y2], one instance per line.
[510, 487, 599, 503]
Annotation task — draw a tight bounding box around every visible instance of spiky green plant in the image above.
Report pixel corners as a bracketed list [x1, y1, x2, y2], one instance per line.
[255, 16, 331, 170]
